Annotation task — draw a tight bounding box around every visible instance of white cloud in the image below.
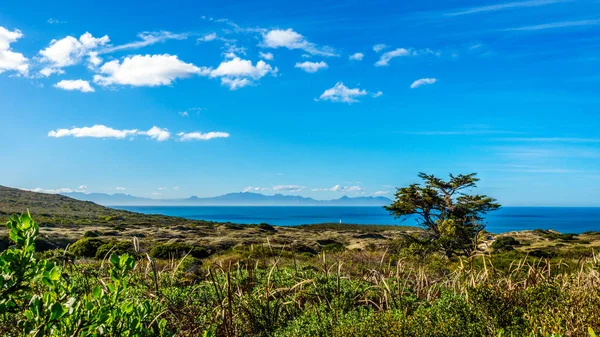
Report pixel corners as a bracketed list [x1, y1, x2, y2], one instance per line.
[48, 124, 177, 141]
[152, 192, 162, 196]
[93, 54, 209, 87]
[446, 0, 566, 16]
[317, 82, 368, 103]
[375, 48, 439, 67]
[87, 52, 102, 68]
[79, 185, 88, 190]
[48, 125, 138, 139]
[26, 187, 73, 194]
[410, 78, 437, 88]
[197, 32, 217, 43]
[47, 18, 66, 24]
[374, 191, 389, 195]
[259, 51, 274, 60]
[243, 186, 270, 192]
[371, 91, 383, 98]
[273, 185, 305, 192]
[0, 26, 29, 75]
[349, 52, 364, 61]
[375, 48, 410, 66]
[261, 28, 338, 56]
[40, 68, 65, 77]
[39, 32, 109, 75]
[294, 61, 328, 73]
[138, 126, 171, 141]
[116, 187, 126, 191]
[313, 185, 365, 192]
[101, 31, 187, 53]
[373, 44, 387, 52]
[54, 79, 95, 93]
[209, 56, 277, 89]
[173, 186, 180, 190]
[504, 19, 600, 31]
[177, 131, 230, 141]
[179, 107, 206, 117]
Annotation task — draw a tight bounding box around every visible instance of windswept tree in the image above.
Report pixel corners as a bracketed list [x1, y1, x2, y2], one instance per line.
[385, 173, 500, 258]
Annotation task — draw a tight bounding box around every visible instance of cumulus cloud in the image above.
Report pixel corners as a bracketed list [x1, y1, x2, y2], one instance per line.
[273, 185, 305, 192]
[47, 124, 178, 141]
[313, 185, 365, 192]
[93, 54, 209, 87]
[371, 91, 383, 98]
[138, 126, 171, 141]
[39, 32, 109, 75]
[261, 28, 337, 56]
[373, 44, 387, 52]
[48, 125, 138, 139]
[410, 78, 437, 88]
[54, 79, 95, 92]
[294, 61, 328, 73]
[209, 56, 277, 89]
[101, 31, 187, 53]
[348, 52, 364, 61]
[259, 51, 274, 60]
[25, 187, 73, 194]
[79, 185, 88, 190]
[317, 82, 369, 103]
[375, 48, 439, 67]
[177, 131, 230, 141]
[0, 26, 29, 75]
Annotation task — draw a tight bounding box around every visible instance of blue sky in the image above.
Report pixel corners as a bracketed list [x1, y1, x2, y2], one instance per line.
[1, 0, 599, 206]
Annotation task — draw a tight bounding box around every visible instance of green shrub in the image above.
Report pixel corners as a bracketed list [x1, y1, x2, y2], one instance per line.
[491, 236, 520, 252]
[95, 240, 135, 259]
[83, 230, 100, 238]
[150, 242, 210, 259]
[68, 237, 107, 258]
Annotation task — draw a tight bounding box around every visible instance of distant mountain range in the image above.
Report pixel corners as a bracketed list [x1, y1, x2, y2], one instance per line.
[61, 191, 392, 206]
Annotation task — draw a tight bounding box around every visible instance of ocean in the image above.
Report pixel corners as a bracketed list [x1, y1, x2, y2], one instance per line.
[113, 206, 600, 234]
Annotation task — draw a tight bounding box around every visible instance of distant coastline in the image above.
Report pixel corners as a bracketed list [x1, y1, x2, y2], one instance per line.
[62, 191, 393, 207]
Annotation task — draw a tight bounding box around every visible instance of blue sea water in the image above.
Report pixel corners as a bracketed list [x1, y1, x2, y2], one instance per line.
[114, 206, 600, 234]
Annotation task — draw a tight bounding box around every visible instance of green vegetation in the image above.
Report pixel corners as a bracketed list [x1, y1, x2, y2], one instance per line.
[2, 213, 600, 336]
[2, 182, 600, 336]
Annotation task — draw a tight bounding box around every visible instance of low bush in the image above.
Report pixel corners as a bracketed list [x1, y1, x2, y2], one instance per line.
[491, 236, 520, 252]
[149, 242, 210, 259]
[68, 237, 107, 258]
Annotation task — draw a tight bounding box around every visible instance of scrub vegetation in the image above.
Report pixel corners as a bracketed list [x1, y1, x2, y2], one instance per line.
[1, 177, 600, 336]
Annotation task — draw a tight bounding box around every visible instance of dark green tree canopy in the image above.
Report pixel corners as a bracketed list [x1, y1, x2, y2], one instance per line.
[385, 173, 500, 257]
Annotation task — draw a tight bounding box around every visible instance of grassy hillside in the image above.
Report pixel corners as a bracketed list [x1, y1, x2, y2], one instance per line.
[0, 185, 212, 227]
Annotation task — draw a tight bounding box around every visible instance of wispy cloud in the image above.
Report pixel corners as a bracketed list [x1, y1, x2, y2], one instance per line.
[446, 0, 567, 16]
[100, 31, 187, 53]
[410, 78, 437, 89]
[495, 137, 600, 143]
[177, 131, 230, 141]
[375, 48, 439, 67]
[273, 185, 306, 192]
[313, 185, 365, 192]
[504, 19, 600, 31]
